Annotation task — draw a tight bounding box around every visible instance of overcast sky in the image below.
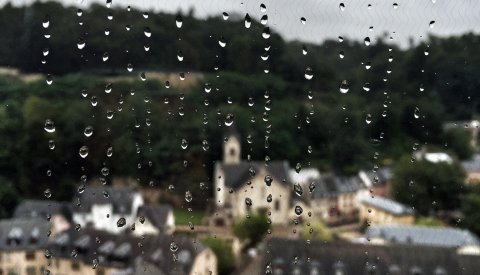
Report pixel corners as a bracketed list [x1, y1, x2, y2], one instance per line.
[2, 0, 479, 48]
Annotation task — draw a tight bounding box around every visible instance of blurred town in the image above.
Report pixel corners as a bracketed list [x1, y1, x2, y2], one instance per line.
[1, 1, 480, 275]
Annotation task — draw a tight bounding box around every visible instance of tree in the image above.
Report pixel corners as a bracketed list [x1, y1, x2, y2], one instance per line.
[443, 128, 474, 160]
[461, 186, 480, 236]
[0, 177, 20, 219]
[302, 221, 332, 241]
[415, 217, 444, 227]
[233, 214, 270, 247]
[391, 156, 466, 215]
[201, 237, 235, 275]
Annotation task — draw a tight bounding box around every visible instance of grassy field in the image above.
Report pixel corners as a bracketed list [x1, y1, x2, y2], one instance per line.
[174, 208, 206, 225]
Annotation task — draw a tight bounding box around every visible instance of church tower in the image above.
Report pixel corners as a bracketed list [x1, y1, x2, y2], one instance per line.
[223, 130, 241, 164]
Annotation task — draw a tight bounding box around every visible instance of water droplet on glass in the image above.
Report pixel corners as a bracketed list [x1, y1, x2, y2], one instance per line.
[117, 217, 126, 227]
[363, 83, 371, 92]
[84, 126, 93, 137]
[222, 12, 229, 20]
[414, 107, 420, 119]
[339, 80, 349, 93]
[294, 184, 303, 197]
[144, 27, 152, 37]
[364, 37, 371, 46]
[46, 74, 53, 85]
[261, 15, 268, 25]
[170, 241, 178, 252]
[106, 0, 112, 8]
[185, 191, 193, 202]
[77, 38, 86, 49]
[304, 67, 313, 80]
[262, 27, 270, 39]
[309, 182, 316, 193]
[245, 197, 253, 207]
[44, 119, 55, 133]
[102, 52, 109, 62]
[48, 140, 55, 150]
[365, 114, 372, 124]
[175, 15, 183, 28]
[300, 17, 306, 24]
[260, 3, 267, 12]
[225, 113, 234, 126]
[101, 167, 109, 177]
[244, 13, 251, 28]
[264, 175, 273, 186]
[339, 3, 345, 11]
[218, 37, 227, 47]
[393, 3, 398, 9]
[181, 139, 188, 150]
[44, 189, 51, 198]
[295, 163, 302, 173]
[295, 205, 303, 215]
[79, 146, 89, 158]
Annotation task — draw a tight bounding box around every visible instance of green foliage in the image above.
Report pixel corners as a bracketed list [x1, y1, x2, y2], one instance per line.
[0, 177, 20, 219]
[391, 156, 466, 215]
[233, 214, 270, 246]
[443, 128, 474, 160]
[415, 217, 444, 227]
[201, 237, 235, 275]
[461, 186, 480, 236]
[173, 209, 205, 225]
[302, 221, 333, 241]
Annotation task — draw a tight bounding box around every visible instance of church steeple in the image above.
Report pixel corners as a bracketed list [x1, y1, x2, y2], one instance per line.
[223, 129, 241, 164]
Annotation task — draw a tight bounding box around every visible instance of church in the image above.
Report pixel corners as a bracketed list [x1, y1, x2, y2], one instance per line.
[211, 130, 292, 225]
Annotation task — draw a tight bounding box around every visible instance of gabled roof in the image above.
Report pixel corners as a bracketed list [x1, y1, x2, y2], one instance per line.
[49, 228, 208, 274]
[217, 161, 291, 190]
[137, 205, 173, 231]
[366, 225, 480, 248]
[311, 174, 366, 199]
[262, 238, 480, 275]
[0, 217, 50, 251]
[14, 200, 72, 221]
[361, 196, 414, 216]
[362, 166, 393, 187]
[72, 186, 139, 214]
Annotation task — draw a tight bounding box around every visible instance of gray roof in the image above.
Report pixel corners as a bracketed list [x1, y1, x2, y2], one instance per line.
[217, 161, 291, 190]
[49, 228, 207, 274]
[14, 200, 72, 221]
[0, 218, 50, 251]
[366, 225, 480, 248]
[262, 238, 480, 275]
[462, 154, 480, 173]
[137, 205, 173, 231]
[361, 196, 414, 216]
[311, 174, 365, 199]
[72, 186, 139, 214]
[364, 166, 393, 186]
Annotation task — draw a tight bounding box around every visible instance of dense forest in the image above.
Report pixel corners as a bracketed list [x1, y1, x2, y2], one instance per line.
[0, 2, 479, 210]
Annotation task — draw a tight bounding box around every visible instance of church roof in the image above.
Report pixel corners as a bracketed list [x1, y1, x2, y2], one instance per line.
[217, 161, 291, 190]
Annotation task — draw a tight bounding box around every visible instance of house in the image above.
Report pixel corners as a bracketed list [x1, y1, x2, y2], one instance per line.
[213, 131, 292, 225]
[72, 186, 144, 234]
[260, 237, 480, 275]
[309, 174, 368, 223]
[48, 228, 217, 275]
[414, 149, 453, 164]
[365, 225, 480, 252]
[461, 154, 480, 184]
[14, 199, 72, 236]
[133, 204, 175, 236]
[359, 196, 415, 225]
[0, 217, 50, 275]
[358, 166, 393, 197]
[289, 168, 320, 190]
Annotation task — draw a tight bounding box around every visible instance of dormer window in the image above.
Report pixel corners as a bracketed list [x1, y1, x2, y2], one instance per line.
[333, 261, 345, 275]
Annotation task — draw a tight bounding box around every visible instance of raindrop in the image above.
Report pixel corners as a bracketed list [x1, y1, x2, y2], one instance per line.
[185, 191, 193, 202]
[260, 3, 267, 12]
[106, 0, 112, 8]
[140, 72, 147, 81]
[44, 119, 55, 133]
[339, 80, 349, 93]
[117, 218, 126, 227]
[338, 36, 344, 42]
[264, 175, 273, 186]
[295, 163, 302, 173]
[218, 37, 227, 47]
[222, 12, 229, 20]
[48, 140, 55, 150]
[77, 38, 86, 49]
[170, 241, 178, 252]
[339, 3, 345, 11]
[267, 194, 272, 203]
[102, 52, 109, 62]
[309, 182, 316, 193]
[363, 83, 371, 92]
[424, 49, 429, 56]
[127, 63, 133, 72]
[46, 74, 53, 85]
[339, 51, 345, 59]
[144, 27, 152, 37]
[261, 15, 268, 25]
[302, 45, 308, 55]
[79, 146, 89, 158]
[300, 17, 306, 24]
[295, 205, 303, 215]
[84, 126, 93, 137]
[365, 114, 372, 124]
[175, 15, 183, 28]
[181, 139, 188, 150]
[202, 140, 209, 151]
[245, 197, 253, 206]
[414, 107, 420, 119]
[244, 14, 252, 28]
[42, 16, 50, 28]
[177, 51, 184, 61]
[294, 184, 303, 196]
[44, 189, 52, 198]
[393, 3, 398, 9]
[101, 167, 109, 177]
[262, 27, 270, 39]
[304, 67, 313, 80]
[225, 113, 234, 126]
[364, 37, 371, 46]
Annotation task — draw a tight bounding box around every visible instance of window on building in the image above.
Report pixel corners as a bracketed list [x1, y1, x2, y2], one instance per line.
[25, 251, 35, 261]
[25, 267, 36, 275]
